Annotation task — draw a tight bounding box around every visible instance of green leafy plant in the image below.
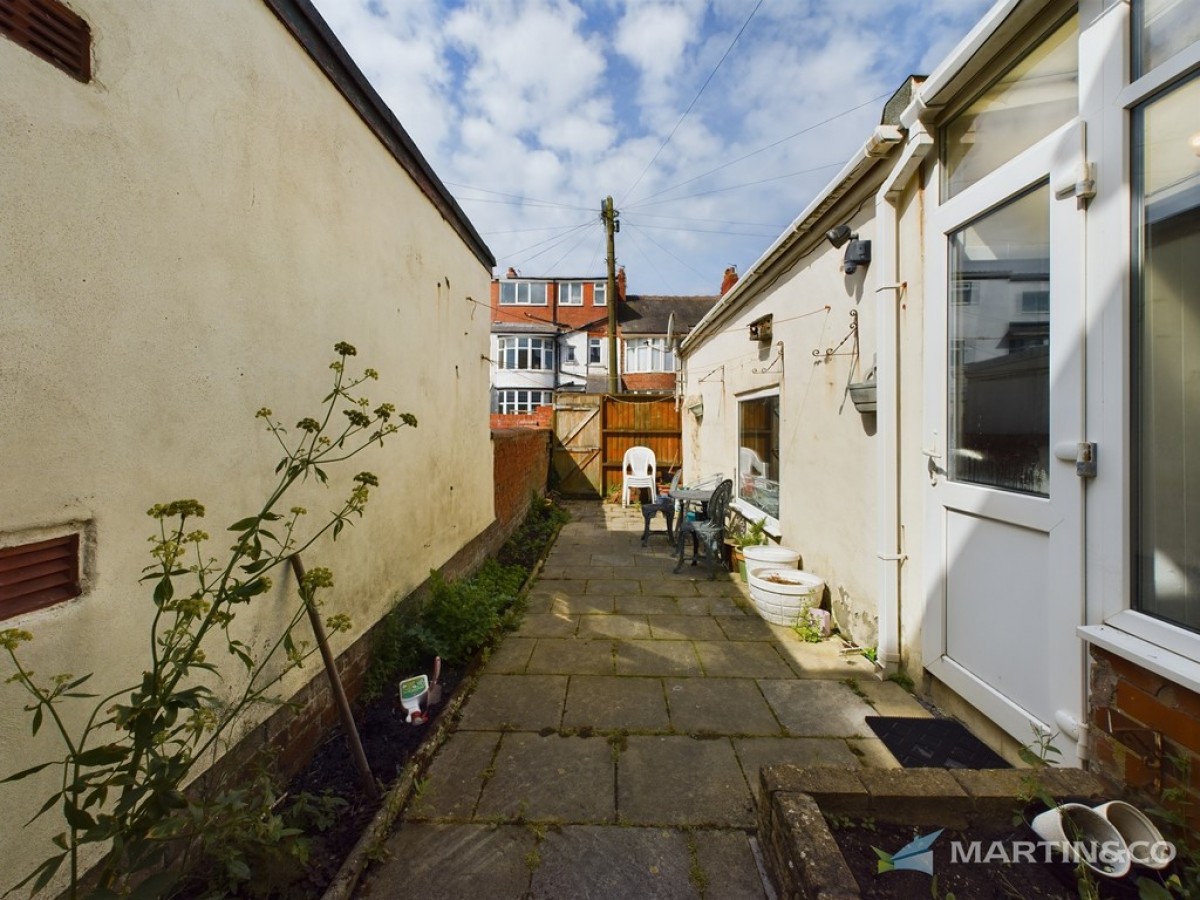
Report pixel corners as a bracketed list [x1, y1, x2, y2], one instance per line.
[734, 517, 768, 549]
[0, 342, 409, 898]
[792, 620, 824, 643]
[364, 497, 566, 697]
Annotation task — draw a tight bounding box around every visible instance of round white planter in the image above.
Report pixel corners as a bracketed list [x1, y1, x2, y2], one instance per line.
[742, 545, 800, 572]
[1030, 803, 1131, 878]
[747, 567, 824, 626]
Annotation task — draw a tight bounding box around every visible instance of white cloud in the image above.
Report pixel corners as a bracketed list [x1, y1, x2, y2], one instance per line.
[308, 0, 996, 293]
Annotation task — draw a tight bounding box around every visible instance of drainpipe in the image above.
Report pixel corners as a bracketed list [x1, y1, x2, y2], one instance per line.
[874, 123, 933, 674]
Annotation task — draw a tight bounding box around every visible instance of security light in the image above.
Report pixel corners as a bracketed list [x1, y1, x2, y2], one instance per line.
[826, 224, 854, 248]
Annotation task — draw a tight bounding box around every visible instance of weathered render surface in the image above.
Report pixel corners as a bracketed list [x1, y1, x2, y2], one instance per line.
[679, 172, 894, 650]
[0, 0, 493, 884]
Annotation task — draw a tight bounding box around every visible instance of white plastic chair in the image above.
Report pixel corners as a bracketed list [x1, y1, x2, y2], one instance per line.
[621, 446, 657, 507]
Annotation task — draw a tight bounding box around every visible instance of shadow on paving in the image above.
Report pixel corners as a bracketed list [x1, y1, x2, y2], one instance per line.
[356, 501, 928, 898]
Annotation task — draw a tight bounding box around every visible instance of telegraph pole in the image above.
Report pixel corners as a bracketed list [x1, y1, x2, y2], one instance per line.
[602, 196, 619, 395]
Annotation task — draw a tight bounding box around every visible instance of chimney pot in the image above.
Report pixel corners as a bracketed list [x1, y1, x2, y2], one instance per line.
[720, 265, 739, 296]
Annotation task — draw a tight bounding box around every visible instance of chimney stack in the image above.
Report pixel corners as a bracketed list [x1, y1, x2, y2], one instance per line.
[505, 266, 518, 278]
[617, 266, 627, 300]
[720, 265, 739, 296]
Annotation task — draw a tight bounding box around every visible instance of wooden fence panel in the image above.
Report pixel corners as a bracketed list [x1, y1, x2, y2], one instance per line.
[601, 395, 682, 497]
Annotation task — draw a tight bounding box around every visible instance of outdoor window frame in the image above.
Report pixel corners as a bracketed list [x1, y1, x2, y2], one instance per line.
[499, 281, 549, 306]
[624, 337, 675, 374]
[497, 336, 555, 371]
[560, 282, 585, 306]
[593, 282, 606, 306]
[495, 389, 553, 414]
[588, 338, 603, 365]
[1080, 4, 1200, 680]
[734, 391, 781, 527]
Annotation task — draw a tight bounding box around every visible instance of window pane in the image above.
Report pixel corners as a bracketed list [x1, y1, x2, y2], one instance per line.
[943, 15, 1077, 199]
[1134, 75, 1200, 630]
[594, 282, 606, 305]
[500, 283, 516, 304]
[948, 184, 1050, 495]
[1134, 0, 1200, 77]
[738, 397, 780, 519]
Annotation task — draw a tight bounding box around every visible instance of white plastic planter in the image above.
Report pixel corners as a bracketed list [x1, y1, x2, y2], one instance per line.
[747, 567, 824, 626]
[742, 544, 801, 572]
[1030, 803, 1131, 878]
[1093, 800, 1175, 869]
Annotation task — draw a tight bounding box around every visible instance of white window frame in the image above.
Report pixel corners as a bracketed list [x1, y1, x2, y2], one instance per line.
[594, 282, 607, 306]
[560, 282, 584, 306]
[730, 387, 782, 534]
[497, 336, 556, 371]
[499, 281, 549, 306]
[624, 337, 675, 373]
[495, 389, 553, 414]
[1076, 3, 1200, 682]
[588, 337, 604, 365]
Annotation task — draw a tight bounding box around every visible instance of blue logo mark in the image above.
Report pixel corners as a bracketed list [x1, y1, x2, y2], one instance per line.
[873, 829, 944, 876]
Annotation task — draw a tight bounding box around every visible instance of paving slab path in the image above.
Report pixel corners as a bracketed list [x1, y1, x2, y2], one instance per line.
[357, 501, 930, 898]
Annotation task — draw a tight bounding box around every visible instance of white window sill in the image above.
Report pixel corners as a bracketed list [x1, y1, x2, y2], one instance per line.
[730, 497, 781, 538]
[1077, 623, 1200, 695]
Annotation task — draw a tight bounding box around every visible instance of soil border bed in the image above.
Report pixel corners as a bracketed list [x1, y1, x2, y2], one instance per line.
[756, 764, 1108, 899]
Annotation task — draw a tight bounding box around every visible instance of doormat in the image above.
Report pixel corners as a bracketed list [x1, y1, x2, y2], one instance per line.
[866, 716, 1011, 769]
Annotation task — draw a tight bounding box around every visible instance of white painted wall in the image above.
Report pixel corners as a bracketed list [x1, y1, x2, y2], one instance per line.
[0, 0, 493, 884]
[682, 200, 885, 646]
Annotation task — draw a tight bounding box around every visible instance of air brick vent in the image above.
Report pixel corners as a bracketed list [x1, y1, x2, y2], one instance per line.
[0, 534, 82, 620]
[0, 0, 91, 82]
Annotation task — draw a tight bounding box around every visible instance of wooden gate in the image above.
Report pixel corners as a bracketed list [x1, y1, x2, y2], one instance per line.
[551, 395, 602, 498]
[552, 394, 683, 498]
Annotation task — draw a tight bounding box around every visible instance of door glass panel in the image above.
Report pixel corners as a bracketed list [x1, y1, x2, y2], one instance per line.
[943, 15, 1077, 199]
[1134, 75, 1200, 630]
[1134, 0, 1200, 78]
[948, 184, 1050, 495]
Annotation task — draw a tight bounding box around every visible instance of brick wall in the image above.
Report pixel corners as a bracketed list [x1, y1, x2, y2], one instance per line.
[202, 426, 551, 783]
[1088, 646, 1200, 831]
[492, 426, 552, 535]
[623, 373, 674, 392]
[490, 405, 553, 430]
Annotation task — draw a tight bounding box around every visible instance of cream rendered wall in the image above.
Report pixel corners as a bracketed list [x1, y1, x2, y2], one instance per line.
[0, 0, 492, 883]
[682, 203, 884, 646]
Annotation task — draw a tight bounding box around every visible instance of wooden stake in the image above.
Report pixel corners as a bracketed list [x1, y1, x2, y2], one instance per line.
[289, 554, 379, 802]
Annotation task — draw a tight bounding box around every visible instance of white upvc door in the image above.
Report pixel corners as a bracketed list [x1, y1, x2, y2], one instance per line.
[923, 120, 1090, 762]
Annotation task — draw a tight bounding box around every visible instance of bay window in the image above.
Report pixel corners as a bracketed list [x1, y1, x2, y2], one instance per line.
[624, 337, 674, 373]
[498, 336, 555, 370]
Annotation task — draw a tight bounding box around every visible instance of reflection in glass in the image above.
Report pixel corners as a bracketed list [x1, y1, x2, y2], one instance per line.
[943, 15, 1077, 199]
[738, 397, 780, 519]
[948, 185, 1050, 495]
[1134, 0, 1200, 78]
[1134, 75, 1200, 630]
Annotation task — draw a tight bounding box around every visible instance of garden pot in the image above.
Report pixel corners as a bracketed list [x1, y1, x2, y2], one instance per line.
[747, 567, 824, 626]
[1093, 801, 1175, 869]
[742, 544, 801, 571]
[1030, 803, 1131, 878]
[848, 381, 877, 413]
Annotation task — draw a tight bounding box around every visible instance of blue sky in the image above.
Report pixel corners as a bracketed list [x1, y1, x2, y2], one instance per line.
[310, 0, 995, 295]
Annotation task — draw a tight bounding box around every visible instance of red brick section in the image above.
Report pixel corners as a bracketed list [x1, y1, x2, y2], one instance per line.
[491, 427, 551, 529]
[201, 427, 551, 781]
[1088, 646, 1200, 831]
[490, 405, 553, 430]
[623, 373, 674, 392]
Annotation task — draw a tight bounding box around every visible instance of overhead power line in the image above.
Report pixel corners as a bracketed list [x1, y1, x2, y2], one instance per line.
[619, 0, 767, 206]
[630, 161, 846, 209]
[628, 90, 892, 207]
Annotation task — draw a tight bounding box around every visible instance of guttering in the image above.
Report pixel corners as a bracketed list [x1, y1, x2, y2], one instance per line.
[682, 125, 903, 352]
[901, 0, 1062, 129]
[874, 122, 934, 674]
